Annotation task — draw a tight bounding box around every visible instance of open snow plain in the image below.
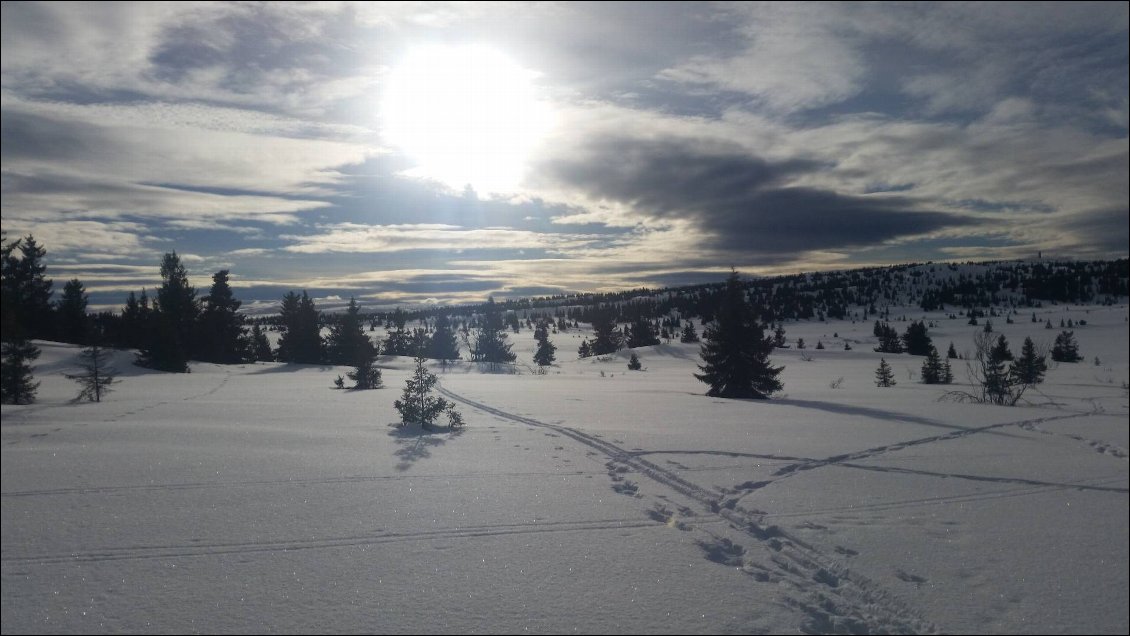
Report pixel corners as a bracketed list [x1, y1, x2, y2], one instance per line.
[3, 305, 1127, 634]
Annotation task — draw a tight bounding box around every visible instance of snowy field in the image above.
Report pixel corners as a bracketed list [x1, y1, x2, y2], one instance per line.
[3, 304, 1127, 634]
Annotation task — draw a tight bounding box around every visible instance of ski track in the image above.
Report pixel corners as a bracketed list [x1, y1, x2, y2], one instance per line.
[0, 469, 610, 499]
[1, 517, 663, 567]
[437, 383, 939, 635]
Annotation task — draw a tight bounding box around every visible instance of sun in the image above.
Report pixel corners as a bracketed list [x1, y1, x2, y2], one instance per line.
[380, 44, 555, 194]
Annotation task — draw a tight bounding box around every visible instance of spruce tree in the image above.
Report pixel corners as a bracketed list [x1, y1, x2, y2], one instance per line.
[989, 334, 1013, 363]
[382, 308, 412, 357]
[2, 235, 54, 340]
[920, 346, 945, 384]
[947, 342, 958, 359]
[1, 339, 40, 404]
[428, 313, 461, 363]
[679, 321, 699, 343]
[875, 358, 896, 387]
[1051, 330, 1081, 363]
[1011, 337, 1047, 385]
[56, 278, 90, 345]
[136, 253, 199, 372]
[627, 316, 659, 348]
[627, 352, 642, 371]
[198, 270, 246, 364]
[326, 298, 382, 389]
[533, 321, 556, 367]
[249, 323, 274, 362]
[471, 297, 516, 368]
[64, 345, 117, 402]
[694, 271, 782, 399]
[588, 308, 620, 355]
[902, 321, 932, 356]
[394, 355, 463, 429]
[276, 291, 324, 364]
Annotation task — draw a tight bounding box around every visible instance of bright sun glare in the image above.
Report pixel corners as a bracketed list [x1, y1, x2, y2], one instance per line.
[381, 44, 555, 194]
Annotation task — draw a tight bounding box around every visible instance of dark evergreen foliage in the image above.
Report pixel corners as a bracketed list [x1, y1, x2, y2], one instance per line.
[679, 321, 699, 343]
[136, 253, 199, 373]
[1051, 330, 1081, 363]
[920, 346, 947, 384]
[533, 321, 556, 367]
[2, 234, 54, 341]
[249, 323, 274, 362]
[198, 270, 246, 364]
[873, 322, 904, 354]
[56, 278, 90, 345]
[588, 308, 621, 355]
[1011, 337, 1047, 385]
[627, 316, 659, 348]
[428, 313, 461, 362]
[627, 352, 642, 371]
[1, 338, 40, 404]
[875, 358, 896, 387]
[471, 297, 516, 367]
[276, 291, 324, 364]
[694, 272, 782, 399]
[394, 355, 463, 429]
[901, 321, 932, 356]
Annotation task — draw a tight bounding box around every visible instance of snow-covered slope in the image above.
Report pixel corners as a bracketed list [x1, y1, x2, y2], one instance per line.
[3, 304, 1127, 634]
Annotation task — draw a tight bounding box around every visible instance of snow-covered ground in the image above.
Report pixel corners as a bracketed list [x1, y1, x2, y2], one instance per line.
[3, 304, 1127, 634]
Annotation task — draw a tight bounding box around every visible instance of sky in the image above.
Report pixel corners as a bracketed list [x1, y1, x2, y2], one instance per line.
[2, 2, 1127, 312]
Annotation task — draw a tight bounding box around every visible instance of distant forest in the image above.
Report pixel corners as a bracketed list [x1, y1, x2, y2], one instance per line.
[3, 233, 1127, 370]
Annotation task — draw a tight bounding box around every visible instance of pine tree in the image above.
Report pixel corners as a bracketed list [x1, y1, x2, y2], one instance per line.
[773, 324, 788, 348]
[577, 340, 592, 359]
[394, 355, 463, 429]
[198, 270, 246, 364]
[1011, 336, 1047, 385]
[64, 345, 117, 402]
[56, 278, 90, 345]
[902, 321, 932, 356]
[977, 332, 1012, 404]
[627, 316, 659, 348]
[249, 323, 273, 362]
[382, 308, 412, 357]
[136, 253, 199, 372]
[2, 235, 54, 340]
[946, 342, 958, 359]
[875, 358, 896, 387]
[1, 339, 40, 404]
[588, 308, 620, 355]
[920, 346, 945, 384]
[428, 313, 461, 363]
[1051, 330, 1081, 363]
[694, 271, 782, 399]
[874, 322, 904, 354]
[326, 299, 382, 389]
[276, 291, 323, 364]
[471, 297, 516, 368]
[533, 321, 556, 367]
[627, 352, 642, 371]
[679, 321, 699, 343]
[989, 334, 1013, 363]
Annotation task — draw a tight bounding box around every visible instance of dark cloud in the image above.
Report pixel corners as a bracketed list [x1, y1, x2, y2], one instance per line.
[542, 136, 978, 254]
[1064, 207, 1130, 255]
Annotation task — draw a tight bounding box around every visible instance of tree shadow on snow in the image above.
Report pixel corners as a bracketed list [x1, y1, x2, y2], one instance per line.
[387, 424, 465, 471]
[769, 398, 1028, 439]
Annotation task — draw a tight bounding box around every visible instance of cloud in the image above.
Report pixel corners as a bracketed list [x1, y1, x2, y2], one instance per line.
[279, 223, 608, 255]
[540, 135, 977, 255]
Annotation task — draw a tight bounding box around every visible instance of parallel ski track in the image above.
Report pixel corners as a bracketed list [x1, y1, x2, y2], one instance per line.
[1, 517, 662, 567]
